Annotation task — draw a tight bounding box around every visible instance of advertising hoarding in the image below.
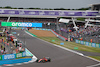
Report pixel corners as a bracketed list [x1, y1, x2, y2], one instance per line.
[16, 53, 22, 58]
[0, 55, 2, 60]
[1, 22, 42, 27]
[0, 9, 99, 17]
[75, 39, 100, 48]
[2, 54, 16, 60]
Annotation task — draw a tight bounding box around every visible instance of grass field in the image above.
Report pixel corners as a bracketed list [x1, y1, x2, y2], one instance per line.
[38, 37, 100, 61]
[27, 29, 100, 61]
[38, 37, 100, 53]
[89, 56, 100, 61]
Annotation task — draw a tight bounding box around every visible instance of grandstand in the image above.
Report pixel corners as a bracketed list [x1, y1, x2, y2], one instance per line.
[90, 3, 100, 11]
[0, 3, 100, 45]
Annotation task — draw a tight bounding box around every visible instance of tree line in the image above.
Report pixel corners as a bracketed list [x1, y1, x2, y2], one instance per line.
[0, 6, 91, 10]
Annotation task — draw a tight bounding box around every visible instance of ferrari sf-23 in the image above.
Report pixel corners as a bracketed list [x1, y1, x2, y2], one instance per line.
[36, 57, 51, 63]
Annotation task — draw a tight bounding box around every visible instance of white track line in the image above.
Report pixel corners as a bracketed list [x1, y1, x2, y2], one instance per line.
[86, 63, 100, 67]
[25, 30, 84, 56]
[25, 30, 100, 67]
[36, 37, 100, 63]
[25, 48, 37, 63]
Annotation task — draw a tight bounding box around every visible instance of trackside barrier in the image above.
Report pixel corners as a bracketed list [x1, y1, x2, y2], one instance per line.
[0, 48, 34, 65]
[51, 30, 68, 41]
[0, 52, 26, 61]
[0, 58, 32, 65]
[75, 39, 100, 48]
[33, 28, 68, 41]
[25, 48, 33, 56]
[33, 28, 51, 31]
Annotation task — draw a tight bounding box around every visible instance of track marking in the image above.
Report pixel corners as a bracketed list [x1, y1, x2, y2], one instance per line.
[25, 30, 84, 56]
[85, 56, 100, 63]
[87, 63, 100, 67]
[25, 48, 37, 63]
[36, 37, 100, 63]
[25, 30, 100, 67]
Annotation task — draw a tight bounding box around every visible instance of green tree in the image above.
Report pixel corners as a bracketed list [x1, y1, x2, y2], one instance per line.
[4, 6, 12, 9]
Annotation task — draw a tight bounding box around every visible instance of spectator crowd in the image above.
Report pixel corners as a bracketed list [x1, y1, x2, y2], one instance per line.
[0, 28, 25, 55]
[0, 17, 100, 44]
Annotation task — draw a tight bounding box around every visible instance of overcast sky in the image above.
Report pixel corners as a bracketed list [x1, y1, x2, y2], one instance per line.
[0, 0, 100, 9]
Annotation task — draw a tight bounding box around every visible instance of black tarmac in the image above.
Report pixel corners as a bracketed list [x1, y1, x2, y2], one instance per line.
[13, 30, 99, 67]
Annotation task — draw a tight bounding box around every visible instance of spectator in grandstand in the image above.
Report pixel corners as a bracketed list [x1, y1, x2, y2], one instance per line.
[1, 49, 3, 54]
[90, 39, 93, 43]
[18, 45, 24, 52]
[0, 48, 1, 53]
[60, 25, 100, 43]
[1, 45, 2, 49]
[3, 47, 7, 54]
[19, 45, 22, 51]
[4, 47, 5, 51]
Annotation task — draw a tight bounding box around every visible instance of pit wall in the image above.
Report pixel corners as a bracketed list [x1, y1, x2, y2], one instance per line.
[0, 52, 26, 61]
[75, 39, 100, 48]
[0, 51, 28, 65]
[33, 28, 68, 41]
[0, 48, 34, 65]
[0, 58, 32, 65]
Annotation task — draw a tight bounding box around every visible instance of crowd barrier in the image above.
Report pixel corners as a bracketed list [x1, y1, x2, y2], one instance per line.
[0, 51, 26, 61]
[51, 30, 68, 41]
[33, 28, 68, 41]
[33, 28, 51, 31]
[75, 39, 100, 48]
[0, 48, 34, 65]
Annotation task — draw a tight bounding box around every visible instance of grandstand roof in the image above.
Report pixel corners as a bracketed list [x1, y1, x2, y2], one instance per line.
[90, 3, 100, 6]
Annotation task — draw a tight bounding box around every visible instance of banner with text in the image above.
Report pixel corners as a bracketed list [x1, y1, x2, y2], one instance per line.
[2, 54, 16, 60]
[0, 9, 99, 17]
[1, 22, 42, 27]
[75, 39, 100, 48]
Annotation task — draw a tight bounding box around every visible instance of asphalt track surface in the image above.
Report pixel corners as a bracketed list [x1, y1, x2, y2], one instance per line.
[13, 30, 99, 67]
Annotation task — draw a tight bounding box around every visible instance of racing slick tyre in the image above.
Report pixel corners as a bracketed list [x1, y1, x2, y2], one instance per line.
[48, 58, 51, 62]
[36, 59, 39, 62]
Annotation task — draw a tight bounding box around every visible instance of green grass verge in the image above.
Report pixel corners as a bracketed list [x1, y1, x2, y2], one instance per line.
[89, 56, 100, 61]
[38, 37, 100, 53]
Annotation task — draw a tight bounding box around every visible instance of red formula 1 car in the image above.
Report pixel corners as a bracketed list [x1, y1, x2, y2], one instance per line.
[36, 57, 51, 63]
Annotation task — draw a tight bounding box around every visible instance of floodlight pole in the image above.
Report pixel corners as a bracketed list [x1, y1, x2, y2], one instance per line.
[6, 15, 11, 38]
[56, 17, 59, 30]
[7, 16, 11, 22]
[56, 17, 61, 35]
[85, 18, 90, 28]
[72, 17, 78, 31]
